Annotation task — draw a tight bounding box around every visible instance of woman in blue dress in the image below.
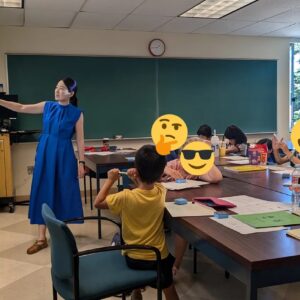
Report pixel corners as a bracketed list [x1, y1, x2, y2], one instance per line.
[0, 78, 85, 254]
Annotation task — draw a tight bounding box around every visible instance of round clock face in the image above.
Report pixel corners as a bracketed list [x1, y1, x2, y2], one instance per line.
[149, 39, 165, 56]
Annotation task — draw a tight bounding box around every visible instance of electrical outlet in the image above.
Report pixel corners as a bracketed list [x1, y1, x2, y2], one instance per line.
[27, 166, 34, 175]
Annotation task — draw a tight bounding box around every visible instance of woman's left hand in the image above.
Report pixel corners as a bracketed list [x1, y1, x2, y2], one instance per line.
[78, 163, 85, 178]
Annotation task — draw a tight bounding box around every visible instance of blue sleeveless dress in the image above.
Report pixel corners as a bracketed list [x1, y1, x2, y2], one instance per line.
[28, 101, 84, 224]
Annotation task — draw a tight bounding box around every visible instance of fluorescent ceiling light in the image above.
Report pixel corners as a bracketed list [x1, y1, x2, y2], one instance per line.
[0, 0, 23, 8]
[180, 0, 257, 19]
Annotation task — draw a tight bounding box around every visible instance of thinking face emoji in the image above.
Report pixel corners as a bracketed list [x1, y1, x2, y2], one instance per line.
[180, 141, 215, 175]
[151, 114, 188, 155]
[291, 120, 300, 153]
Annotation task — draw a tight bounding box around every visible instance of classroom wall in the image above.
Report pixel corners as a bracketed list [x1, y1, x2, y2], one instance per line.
[0, 26, 290, 196]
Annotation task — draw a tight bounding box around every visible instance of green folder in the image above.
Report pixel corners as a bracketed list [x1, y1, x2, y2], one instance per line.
[233, 211, 300, 228]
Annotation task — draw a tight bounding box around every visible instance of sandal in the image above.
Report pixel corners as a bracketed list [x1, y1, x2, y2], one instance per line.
[27, 239, 48, 255]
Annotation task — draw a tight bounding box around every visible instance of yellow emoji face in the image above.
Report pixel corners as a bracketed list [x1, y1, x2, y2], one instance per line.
[180, 141, 215, 176]
[151, 114, 188, 155]
[291, 120, 300, 153]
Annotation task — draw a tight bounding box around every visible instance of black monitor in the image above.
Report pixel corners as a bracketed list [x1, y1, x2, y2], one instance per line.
[0, 94, 18, 120]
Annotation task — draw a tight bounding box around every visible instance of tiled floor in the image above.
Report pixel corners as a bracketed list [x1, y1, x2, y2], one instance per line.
[1, 202, 300, 300]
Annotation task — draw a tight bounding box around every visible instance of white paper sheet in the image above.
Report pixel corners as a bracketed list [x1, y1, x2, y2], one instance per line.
[230, 159, 250, 165]
[267, 165, 287, 171]
[85, 151, 115, 156]
[220, 195, 290, 214]
[114, 149, 136, 154]
[211, 216, 284, 234]
[165, 202, 215, 217]
[223, 156, 248, 161]
[162, 180, 209, 190]
[85, 150, 135, 156]
[272, 169, 294, 175]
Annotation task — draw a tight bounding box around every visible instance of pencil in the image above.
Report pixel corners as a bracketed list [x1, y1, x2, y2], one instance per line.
[119, 171, 127, 175]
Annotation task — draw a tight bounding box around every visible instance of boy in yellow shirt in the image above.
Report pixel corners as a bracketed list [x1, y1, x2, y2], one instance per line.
[94, 145, 179, 300]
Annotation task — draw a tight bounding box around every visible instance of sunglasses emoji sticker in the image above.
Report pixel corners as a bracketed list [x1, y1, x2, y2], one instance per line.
[151, 114, 188, 155]
[180, 141, 215, 175]
[291, 120, 300, 153]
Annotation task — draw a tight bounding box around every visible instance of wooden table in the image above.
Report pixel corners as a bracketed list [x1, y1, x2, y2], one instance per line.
[85, 152, 135, 238]
[220, 167, 291, 196]
[166, 178, 298, 300]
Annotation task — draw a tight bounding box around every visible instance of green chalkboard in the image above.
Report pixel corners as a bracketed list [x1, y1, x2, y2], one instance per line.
[7, 55, 277, 139]
[158, 59, 277, 134]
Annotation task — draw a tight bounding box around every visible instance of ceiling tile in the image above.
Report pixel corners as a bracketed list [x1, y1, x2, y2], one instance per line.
[82, 0, 144, 14]
[0, 8, 23, 26]
[156, 17, 214, 33]
[263, 23, 300, 37]
[224, 0, 300, 22]
[115, 14, 172, 31]
[25, 9, 76, 28]
[133, 0, 201, 17]
[231, 21, 294, 36]
[193, 20, 253, 35]
[72, 12, 126, 29]
[266, 8, 300, 23]
[25, 0, 85, 11]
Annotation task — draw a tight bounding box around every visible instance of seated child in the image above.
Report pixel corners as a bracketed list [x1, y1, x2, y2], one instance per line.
[94, 145, 179, 300]
[162, 137, 223, 274]
[272, 135, 300, 167]
[224, 125, 248, 155]
[197, 124, 212, 142]
[163, 137, 223, 183]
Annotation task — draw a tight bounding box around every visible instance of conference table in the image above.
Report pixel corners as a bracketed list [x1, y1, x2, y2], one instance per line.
[85, 152, 300, 300]
[165, 178, 299, 300]
[216, 157, 292, 195]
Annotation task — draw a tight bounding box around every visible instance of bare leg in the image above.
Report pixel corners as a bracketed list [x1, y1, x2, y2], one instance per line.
[38, 224, 47, 241]
[163, 284, 179, 300]
[173, 234, 188, 275]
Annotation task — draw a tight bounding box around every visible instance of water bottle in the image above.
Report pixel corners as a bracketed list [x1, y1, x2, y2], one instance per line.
[291, 165, 300, 215]
[211, 129, 220, 158]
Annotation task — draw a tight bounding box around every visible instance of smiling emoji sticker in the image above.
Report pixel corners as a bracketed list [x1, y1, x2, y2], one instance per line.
[180, 141, 214, 175]
[151, 114, 188, 155]
[291, 120, 300, 153]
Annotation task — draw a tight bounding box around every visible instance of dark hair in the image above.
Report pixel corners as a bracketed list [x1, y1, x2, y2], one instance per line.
[224, 125, 247, 145]
[197, 124, 212, 139]
[257, 138, 272, 151]
[135, 145, 166, 184]
[62, 77, 78, 107]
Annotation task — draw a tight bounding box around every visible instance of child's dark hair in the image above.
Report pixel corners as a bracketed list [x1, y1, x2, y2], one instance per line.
[62, 77, 78, 107]
[135, 145, 166, 184]
[257, 138, 272, 151]
[224, 125, 247, 145]
[197, 124, 212, 139]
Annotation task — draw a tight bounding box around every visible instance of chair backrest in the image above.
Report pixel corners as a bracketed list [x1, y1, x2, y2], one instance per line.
[42, 204, 78, 280]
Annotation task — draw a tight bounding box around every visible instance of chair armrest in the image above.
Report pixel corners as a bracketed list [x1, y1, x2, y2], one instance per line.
[77, 244, 161, 262]
[63, 216, 121, 230]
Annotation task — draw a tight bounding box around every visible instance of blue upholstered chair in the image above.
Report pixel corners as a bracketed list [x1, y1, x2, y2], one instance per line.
[42, 204, 162, 300]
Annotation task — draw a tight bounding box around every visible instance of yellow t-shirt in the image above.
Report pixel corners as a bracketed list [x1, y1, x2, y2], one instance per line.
[106, 183, 169, 261]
